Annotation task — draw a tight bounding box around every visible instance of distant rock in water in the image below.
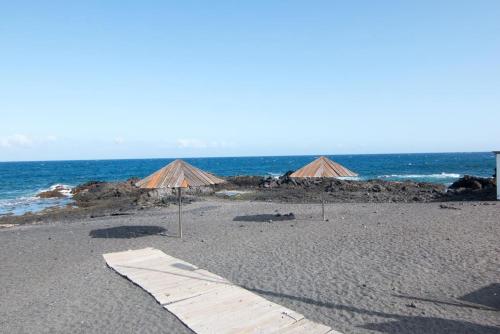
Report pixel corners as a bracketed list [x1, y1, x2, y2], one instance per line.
[37, 185, 72, 198]
[38, 189, 66, 198]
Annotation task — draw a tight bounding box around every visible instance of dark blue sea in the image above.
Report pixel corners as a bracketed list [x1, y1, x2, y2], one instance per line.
[0, 152, 496, 215]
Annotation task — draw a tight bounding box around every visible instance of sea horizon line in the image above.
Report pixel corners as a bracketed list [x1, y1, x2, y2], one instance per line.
[0, 150, 494, 164]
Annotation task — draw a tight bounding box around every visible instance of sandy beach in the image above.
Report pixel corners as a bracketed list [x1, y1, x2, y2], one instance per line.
[2, 1, 500, 332]
[1, 198, 498, 334]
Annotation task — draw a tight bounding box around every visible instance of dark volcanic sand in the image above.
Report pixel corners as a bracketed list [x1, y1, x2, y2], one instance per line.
[1, 199, 499, 334]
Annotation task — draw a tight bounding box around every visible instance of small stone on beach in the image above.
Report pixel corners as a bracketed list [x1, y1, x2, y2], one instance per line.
[439, 204, 461, 210]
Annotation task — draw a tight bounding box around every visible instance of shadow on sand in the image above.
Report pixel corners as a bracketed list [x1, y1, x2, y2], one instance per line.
[243, 287, 500, 334]
[233, 213, 295, 222]
[360, 317, 499, 334]
[460, 283, 500, 311]
[89, 225, 166, 239]
[393, 283, 500, 312]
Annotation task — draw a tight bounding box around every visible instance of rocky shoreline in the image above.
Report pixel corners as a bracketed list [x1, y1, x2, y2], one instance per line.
[220, 173, 496, 203]
[0, 174, 496, 226]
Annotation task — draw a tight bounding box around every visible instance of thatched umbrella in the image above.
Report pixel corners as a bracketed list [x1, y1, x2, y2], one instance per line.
[136, 159, 225, 238]
[290, 156, 358, 221]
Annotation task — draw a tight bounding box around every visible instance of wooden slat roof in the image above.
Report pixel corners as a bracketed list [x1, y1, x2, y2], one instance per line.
[136, 159, 226, 189]
[290, 156, 358, 178]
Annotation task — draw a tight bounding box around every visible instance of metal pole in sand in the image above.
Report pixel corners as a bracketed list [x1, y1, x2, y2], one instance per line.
[178, 187, 183, 238]
[322, 193, 326, 221]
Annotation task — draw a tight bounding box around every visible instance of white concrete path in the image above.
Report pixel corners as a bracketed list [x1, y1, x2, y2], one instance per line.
[103, 248, 341, 334]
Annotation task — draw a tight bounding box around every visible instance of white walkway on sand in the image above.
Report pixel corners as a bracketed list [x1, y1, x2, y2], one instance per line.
[103, 248, 341, 334]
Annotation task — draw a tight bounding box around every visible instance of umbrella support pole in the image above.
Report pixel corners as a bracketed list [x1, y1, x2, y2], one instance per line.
[321, 193, 326, 221]
[178, 188, 183, 238]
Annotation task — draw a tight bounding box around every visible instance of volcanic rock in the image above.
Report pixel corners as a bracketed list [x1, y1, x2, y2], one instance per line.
[445, 175, 496, 201]
[449, 175, 495, 190]
[37, 186, 69, 198]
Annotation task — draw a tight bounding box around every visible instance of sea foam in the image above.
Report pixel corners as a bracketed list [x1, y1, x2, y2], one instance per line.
[38, 184, 74, 197]
[0, 184, 74, 216]
[378, 173, 461, 179]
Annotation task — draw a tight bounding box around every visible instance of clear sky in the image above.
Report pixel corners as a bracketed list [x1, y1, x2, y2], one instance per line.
[1, 1, 499, 161]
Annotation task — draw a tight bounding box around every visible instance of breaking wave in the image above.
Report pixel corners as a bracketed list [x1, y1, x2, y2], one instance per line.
[338, 176, 362, 181]
[266, 172, 283, 179]
[378, 173, 461, 179]
[37, 184, 73, 197]
[0, 184, 74, 216]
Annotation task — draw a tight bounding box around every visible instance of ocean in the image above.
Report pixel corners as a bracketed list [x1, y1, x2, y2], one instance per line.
[0, 152, 495, 215]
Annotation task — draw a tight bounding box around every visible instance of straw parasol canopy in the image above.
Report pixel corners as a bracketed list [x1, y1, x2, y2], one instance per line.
[137, 159, 225, 189]
[136, 159, 225, 238]
[290, 156, 357, 178]
[290, 156, 357, 221]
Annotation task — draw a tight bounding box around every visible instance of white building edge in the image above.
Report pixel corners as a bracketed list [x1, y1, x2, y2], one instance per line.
[495, 151, 500, 200]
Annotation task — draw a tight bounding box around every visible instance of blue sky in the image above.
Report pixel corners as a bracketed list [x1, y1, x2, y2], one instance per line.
[1, 1, 499, 161]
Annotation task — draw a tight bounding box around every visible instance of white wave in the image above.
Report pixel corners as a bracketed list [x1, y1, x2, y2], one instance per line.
[378, 173, 461, 179]
[0, 184, 75, 216]
[337, 176, 362, 181]
[266, 172, 282, 179]
[0, 196, 38, 208]
[38, 184, 73, 197]
[0, 195, 71, 216]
